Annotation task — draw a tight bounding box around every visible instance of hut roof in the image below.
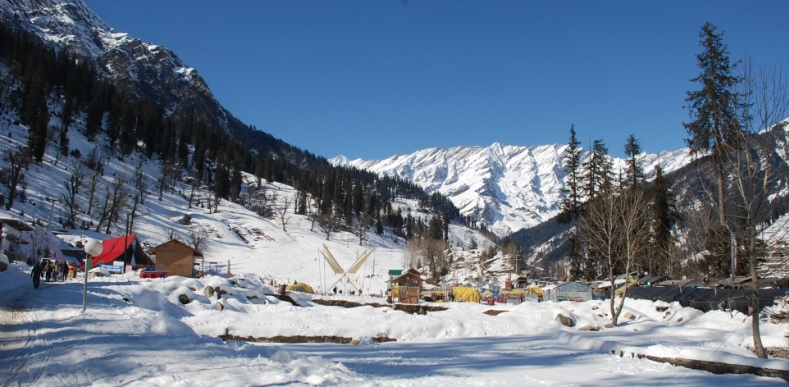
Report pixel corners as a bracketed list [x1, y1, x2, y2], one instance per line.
[388, 269, 424, 284]
[551, 281, 592, 292]
[149, 238, 204, 256]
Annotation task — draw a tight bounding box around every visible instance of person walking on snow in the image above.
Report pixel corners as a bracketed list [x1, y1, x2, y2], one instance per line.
[31, 261, 43, 289]
[44, 261, 53, 282]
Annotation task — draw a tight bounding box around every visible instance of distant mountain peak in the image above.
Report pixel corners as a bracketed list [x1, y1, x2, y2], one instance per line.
[332, 143, 691, 236]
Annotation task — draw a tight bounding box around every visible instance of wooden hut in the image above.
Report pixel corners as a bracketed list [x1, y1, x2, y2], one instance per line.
[148, 239, 204, 278]
[388, 268, 423, 304]
[543, 281, 592, 302]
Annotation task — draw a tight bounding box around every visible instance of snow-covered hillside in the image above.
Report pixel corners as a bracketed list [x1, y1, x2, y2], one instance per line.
[332, 143, 690, 235]
[0, 101, 513, 294]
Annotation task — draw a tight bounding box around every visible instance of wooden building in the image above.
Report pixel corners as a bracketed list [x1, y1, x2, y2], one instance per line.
[149, 239, 204, 278]
[388, 268, 424, 304]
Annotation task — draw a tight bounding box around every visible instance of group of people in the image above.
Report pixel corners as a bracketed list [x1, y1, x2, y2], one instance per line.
[30, 260, 71, 289]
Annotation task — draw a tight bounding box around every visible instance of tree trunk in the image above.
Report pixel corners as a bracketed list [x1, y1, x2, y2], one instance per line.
[750, 229, 767, 358]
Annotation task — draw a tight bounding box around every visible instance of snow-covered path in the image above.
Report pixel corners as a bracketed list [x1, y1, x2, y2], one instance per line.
[275, 335, 785, 386]
[1, 264, 788, 386]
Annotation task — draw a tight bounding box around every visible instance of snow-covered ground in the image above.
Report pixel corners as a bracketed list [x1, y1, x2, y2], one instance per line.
[2, 263, 788, 386]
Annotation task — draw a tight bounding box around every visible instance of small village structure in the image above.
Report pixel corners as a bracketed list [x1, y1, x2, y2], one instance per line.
[148, 239, 204, 278]
[79, 234, 153, 272]
[0, 217, 34, 263]
[388, 268, 424, 304]
[319, 244, 375, 294]
[387, 269, 402, 290]
[542, 281, 593, 302]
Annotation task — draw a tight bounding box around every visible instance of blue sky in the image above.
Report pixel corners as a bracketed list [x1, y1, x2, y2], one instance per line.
[83, 0, 789, 160]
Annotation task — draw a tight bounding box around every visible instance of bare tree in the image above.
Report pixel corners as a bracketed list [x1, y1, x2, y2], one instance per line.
[405, 239, 421, 269]
[186, 173, 200, 209]
[253, 187, 275, 218]
[212, 189, 221, 214]
[729, 58, 789, 359]
[584, 185, 651, 326]
[157, 160, 176, 201]
[0, 147, 31, 210]
[617, 188, 652, 324]
[62, 163, 86, 226]
[357, 212, 374, 246]
[424, 238, 448, 282]
[188, 227, 209, 252]
[314, 209, 340, 240]
[276, 196, 291, 232]
[83, 149, 105, 217]
[94, 176, 128, 233]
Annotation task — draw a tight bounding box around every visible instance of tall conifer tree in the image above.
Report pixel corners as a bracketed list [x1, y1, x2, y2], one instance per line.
[559, 125, 584, 279]
[684, 22, 742, 229]
[623, 134, 644, 189]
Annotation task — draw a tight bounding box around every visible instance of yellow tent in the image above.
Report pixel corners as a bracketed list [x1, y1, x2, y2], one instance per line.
[526, 286, 543, 295]
[286, 282, 314, 293]
[614, 275, 637, 296]
[452, 287, 480, 303]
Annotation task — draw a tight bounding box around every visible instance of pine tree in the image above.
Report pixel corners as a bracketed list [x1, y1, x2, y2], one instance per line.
[684, 22, 742, 227]
[580, 139, 613, 280]
[649, 165, 676, 276]
[558, 125, 584, 278]
[583, 139, 612, 199]
[684, 22, 743, 278]
[623, 134, 644, 189]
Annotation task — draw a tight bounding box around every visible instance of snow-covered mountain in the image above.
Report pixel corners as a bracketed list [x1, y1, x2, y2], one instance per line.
[1, 0, 203, 101]
[332, 143, 691, 235]
[0, 0, 694, 238]
[0, 0, 270, 146]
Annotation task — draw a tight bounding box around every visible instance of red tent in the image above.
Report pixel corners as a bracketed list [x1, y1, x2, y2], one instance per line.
[79, 234, 152, 269]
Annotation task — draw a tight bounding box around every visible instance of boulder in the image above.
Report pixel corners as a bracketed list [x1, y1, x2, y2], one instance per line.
[555, 314, 575, 327]
[204, 286, 215, 298]
[178, 294, 191, 304]
[214, 286, 222, 299]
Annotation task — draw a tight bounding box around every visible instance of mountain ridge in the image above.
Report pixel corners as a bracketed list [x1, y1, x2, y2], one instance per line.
[332, 143, 692, 235]
[0, 0, 284, 152]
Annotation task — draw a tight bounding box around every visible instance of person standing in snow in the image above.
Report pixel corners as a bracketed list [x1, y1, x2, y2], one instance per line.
[44, 261, 53, 282]
[31, 261, 43, 289]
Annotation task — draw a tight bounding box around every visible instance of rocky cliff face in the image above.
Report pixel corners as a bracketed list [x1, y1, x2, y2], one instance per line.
[333, 143, 691, 235]
[0, 0, 259, 146]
